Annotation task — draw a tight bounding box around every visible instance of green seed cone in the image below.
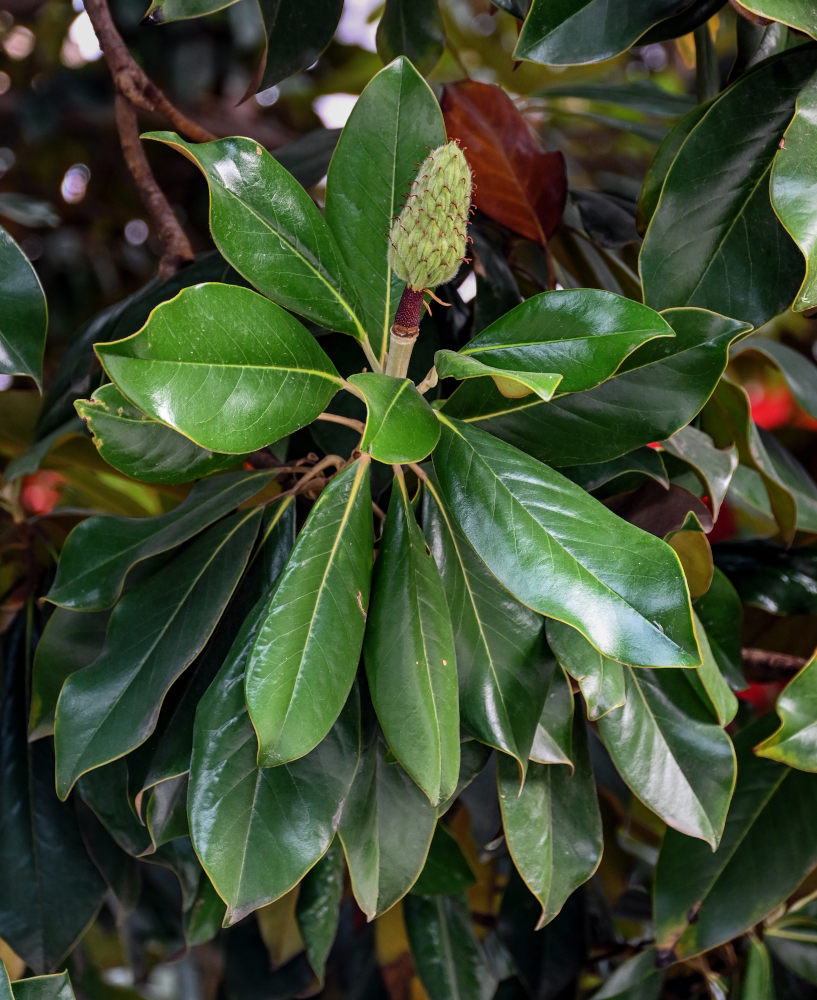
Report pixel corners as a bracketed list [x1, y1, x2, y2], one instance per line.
[388, 141, 472, 291]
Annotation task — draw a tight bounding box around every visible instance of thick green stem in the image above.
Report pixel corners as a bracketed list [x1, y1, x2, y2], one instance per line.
[384, 287, 425, 379]
[385, 328, 419, 378]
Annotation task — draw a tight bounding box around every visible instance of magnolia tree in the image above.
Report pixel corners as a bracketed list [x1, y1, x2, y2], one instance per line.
[2, 0, 817, 997]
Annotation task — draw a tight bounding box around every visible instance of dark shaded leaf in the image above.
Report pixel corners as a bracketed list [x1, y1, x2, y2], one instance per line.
[590, 949, 664, 999]
[499, 714, 601, 927]
[256, 0, 343, 90]
[714, 542, 817, 616]
[404, 894, 498, 1000]
[413, 825, 476, 896]
[54, 510, 260, 798]
[0, 625, 105, 974]
[640, 48, 817, 327]
[48, 469, 273, 611]
[0, 223, 47, 388]
[376, 0, 444, 75]
[514, 0, 691, 65]
[29, 607, 109, 740]
[296, 840, 345, 983]
[654, 720, 817, 962]
[338, 724, 437, 918]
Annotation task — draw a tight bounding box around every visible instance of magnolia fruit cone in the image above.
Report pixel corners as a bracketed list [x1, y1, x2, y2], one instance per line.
[388, 141, 472, 293]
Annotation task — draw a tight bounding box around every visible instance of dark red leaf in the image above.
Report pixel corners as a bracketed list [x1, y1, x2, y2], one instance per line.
[441, 80, 566, 245]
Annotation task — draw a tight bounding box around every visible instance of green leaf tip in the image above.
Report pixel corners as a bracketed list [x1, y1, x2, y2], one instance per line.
[388, 140, 472, 291]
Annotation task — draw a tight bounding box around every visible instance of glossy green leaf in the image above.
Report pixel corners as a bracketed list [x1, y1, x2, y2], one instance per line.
[143, 0, 239, 23]
[715, 541, 817, 616]
[453, 289, 675, 396]
[514, 0, 690, 65]
[145, 133, 367, 342]
[145, 775, 188, 850]
[413, 825, 476, 896]
[245, 459, 372, 765]
[0, 625, 106, 974]
[693, 568, 745, 691]
[434, 350, 562, 402]
[376, 0, 444, 75]
[365, 474, 459, 805]
[0, 223, 47, 388]
[654, 721, 817, 963]
[338, 724, 436, 919]
[590, 949, 664, 1000]
[97, 283, 340, 454]
[77, 759, 152, 857]
[740, 1, 817, 36]
[771, 67, 817, 311]
[637, 100, 712, 234]
[348, 374, 440, 463]
[498, 714, 601, 928]
[48, 469, 273, 611]
[29, 608, 109, 740]
[0, 960, 11, 1000]
[295, 840, 345, 983]
[662, 425, 737, 520]
[422, 477, 548, 772]
[547, 620, 626, 721]
[701, 378, 799, 539]
[404, 894, 497, 1000]
[733, 335, 817, 421]
[756, 652, 817, 770]
[189, 602, 361, 923]
[75, 384, 241, 483]
[256, 0, 343, 90]
[529, 657, 574, 767]
[10, 973, 76, 1000]
[641, 48, 817, 327]
[597, 666, 736, 847]
[743, 936, 776, 1000]
[54, 509, 259, 798]
[433, 417, 700, 668]
[445, 308, 749, 467]
[687, 612, 738, 727]
[325, 57, 445, 361]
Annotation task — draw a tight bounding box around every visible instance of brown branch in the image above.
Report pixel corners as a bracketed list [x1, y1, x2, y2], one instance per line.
[84, 0, 216, 143]
[115, 96, 193, 279]
[741, 647, 807, 683]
